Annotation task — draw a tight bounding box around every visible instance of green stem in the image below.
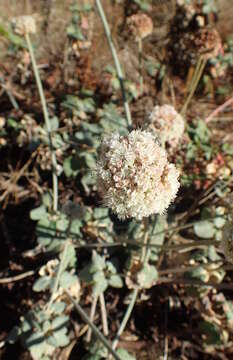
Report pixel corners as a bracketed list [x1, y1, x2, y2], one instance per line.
[112, 288, 139, 350]
[158, 261, 225, 276]
[95, 0, 132, 128]
[111, 219, 151, 352]
[73, 238, 219, 251]
[25, 32, 58, 212]
[47, 241, 69, 311]
[64, 290, 122, 360]
[158, 277, 233, 290]
[86, 295, 98, 342]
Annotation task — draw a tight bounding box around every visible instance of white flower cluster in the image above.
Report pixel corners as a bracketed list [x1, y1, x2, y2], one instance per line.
[127, 13, 153, 41]
[97, 130, 180, 220]
[222, 222, 233, 263]
[149, 105, 185, 147]
[12, 15, 36, 36]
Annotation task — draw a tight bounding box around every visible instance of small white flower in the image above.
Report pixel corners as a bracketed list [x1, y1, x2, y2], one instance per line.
[12, 15, 36, 36]
[148, 105, 185, 147]
[97, 130, 180, 220]
[127, 13, 153, 41]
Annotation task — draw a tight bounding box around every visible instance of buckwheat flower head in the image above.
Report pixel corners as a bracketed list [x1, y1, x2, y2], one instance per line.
[12, 15, 36, 36]
[149, 105, 185, 147]
[222, 221, 233, 263]
[97, 130, 180, 220]
[127, 13, 153, 41]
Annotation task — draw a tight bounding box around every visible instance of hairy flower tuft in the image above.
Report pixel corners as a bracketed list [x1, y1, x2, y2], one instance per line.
[127, 13, 153, 41]
[97, 130, 180, 220]
[12, 15, 36, 36]
[148, 104, 185, 147]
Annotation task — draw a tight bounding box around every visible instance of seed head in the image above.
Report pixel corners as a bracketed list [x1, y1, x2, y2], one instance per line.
[194, 28, 223, 60]
[97, 130, 180, 220]
[127, 13, 153, 41]
[222, 221, 233, 263]
[148, 105, 185, 147]
[12, 15, 36, 36]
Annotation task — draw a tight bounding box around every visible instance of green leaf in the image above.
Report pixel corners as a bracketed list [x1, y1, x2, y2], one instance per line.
[93, 208, 109, 219]
[81, 171, 96, 191]
[42, 320, 51, 333]
[7, 118, 22, 129]
[50, 302, 66, 315]
[81, 152, 96, 169]
[63, 156, 81, 177]
[70, 219, 83, 236]
[194, 220, 216, 239]
[52, 315, 69, 330]
[33, 276, 51, 292]
[50, 117, 59, 131]
[25, 332, 48, 360]
[137, 264, 158, 289]
[60, 243, 77, 270]
[93, 271, 108, 296]
[90, 253, 106, 272]
[56, 214, 69, 232]
[51, 329, 70, 347]
[117, 348, 136, 360]
[108, 274, 123, 288]
[98, 103, 128, 134]
[67, 24, 84, 40]
[30, 205, 47, 221]
[214, 217, 226, 229]
[59, 271, 78, 289]
[42, 192, 53, 208]
[185, 266, 209, 282]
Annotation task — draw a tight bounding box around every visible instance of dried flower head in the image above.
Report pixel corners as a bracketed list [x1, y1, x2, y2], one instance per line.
[12, 15, 36, 36]
[148, 105, 185, 147]
[194, 28, 223, 60]
[97, 130, 180, 220]
[222, 221, 233, 263]
[127, 13, 153, 41]
[171, 27, 223, 68]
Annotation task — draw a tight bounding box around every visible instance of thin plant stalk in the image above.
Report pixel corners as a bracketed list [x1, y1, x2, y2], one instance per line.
[205, 96, 233, 123]
[25, 32, 58, 212]
[158, 277, 233, 291]
[95, 0, 132, 128]
[99, 292, 109, 336]
[65, 289, 122, 360]
[111, 219, 150, 353]
[138, 38, 143, 94]
[73, 238, 219, 251]
[86, 296, 98, 342]
[112, 288, 139, 351]
[186, 56, 202, 95]
[47, 241, 69, 312]
[181, 56, 207, 116]
[158, 261, 228, 276]
[141, 218, 150, 263]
